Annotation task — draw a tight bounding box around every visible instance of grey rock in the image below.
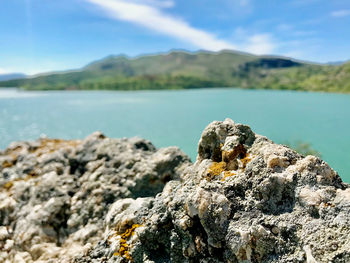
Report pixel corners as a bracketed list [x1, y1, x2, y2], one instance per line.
[0, 133, 190, 262]
[1, 120, 349, 263]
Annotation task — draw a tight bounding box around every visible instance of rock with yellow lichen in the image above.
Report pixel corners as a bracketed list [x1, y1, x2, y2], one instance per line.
[1, 119, 350, 263]
[77, 119, 349, 263]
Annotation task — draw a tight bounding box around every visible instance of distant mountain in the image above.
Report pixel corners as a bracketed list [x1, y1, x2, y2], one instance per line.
[327, 61, 346, 65]
[0, 73, 26, 81]
[0, 50, 349, 93]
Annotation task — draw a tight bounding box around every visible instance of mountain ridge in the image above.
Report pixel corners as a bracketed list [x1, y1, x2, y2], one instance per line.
[0, 73, 26, 82]
[0, 50, 349, 93]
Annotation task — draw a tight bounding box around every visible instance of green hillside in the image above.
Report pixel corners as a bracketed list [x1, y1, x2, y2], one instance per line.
[1, 50, 349, 92]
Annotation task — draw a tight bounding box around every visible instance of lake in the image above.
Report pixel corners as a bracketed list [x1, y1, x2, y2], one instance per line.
[0, 88, 349, 183]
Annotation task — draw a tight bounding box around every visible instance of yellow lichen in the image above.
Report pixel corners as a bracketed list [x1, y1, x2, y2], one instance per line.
[4, 146, 22, 164]
[114, 224, 141, 262]
[2, 170, 39, 191]
[222, 144, 247, 163]
[30, 138, 80, 157]
[3, 181, 13, 190]
[207, 162, 227, 179]
[221, 171, 236, 181]
[1, 160, 14, 169]
[240, 153, 252, 170]
[24, 172, 38, 181]
[207, 144, 254, 181]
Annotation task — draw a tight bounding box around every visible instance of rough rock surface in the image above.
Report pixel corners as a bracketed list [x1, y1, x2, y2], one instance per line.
[1, 119, 350, 263]
[0, 132, 190, 262]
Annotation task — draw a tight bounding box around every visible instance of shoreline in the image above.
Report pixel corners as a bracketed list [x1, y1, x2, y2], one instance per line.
[1, 86, 350, 95]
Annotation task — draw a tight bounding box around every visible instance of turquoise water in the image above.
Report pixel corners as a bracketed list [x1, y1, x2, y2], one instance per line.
[0, 88, 349, 182]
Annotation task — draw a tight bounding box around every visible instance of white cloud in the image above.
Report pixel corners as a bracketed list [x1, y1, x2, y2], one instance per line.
[85, 0, 280, 55]
[331, 9, 350, 18]
[0, 68, 12, 74]
[86, 0, 236, 51]
[131, 0, 174, 8]
[243, 34, 275, 55]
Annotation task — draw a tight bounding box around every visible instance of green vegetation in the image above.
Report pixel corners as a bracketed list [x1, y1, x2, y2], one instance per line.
[284, 141, 322, 158]
[1, 50, 349, 92]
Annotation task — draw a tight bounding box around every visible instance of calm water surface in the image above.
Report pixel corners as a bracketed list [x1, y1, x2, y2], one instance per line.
[0, 88, 349, 182]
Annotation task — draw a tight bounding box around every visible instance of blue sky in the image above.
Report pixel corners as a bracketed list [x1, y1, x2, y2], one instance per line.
[0, 0, 349, 74]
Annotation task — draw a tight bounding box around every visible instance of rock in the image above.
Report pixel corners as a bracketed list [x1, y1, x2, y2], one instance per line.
[0, 226, 9, 241]
[0, 133, 191, 262]
[1, 119, 349, 262]
[4, 239, 14, 250]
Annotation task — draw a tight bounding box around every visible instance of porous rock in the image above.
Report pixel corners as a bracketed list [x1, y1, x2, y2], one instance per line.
[1, 119, 349, 263]
[0, 132, 190, 262]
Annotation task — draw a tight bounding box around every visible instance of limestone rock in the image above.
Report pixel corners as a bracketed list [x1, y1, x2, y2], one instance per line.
[0, 133, 190, 262]
[78, 119, 349, 263]
[1, 120, 349, 263]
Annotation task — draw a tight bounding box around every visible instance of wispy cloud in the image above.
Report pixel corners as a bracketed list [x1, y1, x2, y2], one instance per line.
[86, 0, 236, 51]
[85, 0, 280, 55]
[244, 34, 275, 55]
[0, 68, 12, 74]
[131, 0, 175, 8]
[331, 9, 350, 18]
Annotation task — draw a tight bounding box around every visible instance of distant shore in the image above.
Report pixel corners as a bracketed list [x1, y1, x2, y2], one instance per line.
[0, 50, 349, 93]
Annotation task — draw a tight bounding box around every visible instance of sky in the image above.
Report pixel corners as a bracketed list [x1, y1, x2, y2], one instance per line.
[0, 0, 349, 74]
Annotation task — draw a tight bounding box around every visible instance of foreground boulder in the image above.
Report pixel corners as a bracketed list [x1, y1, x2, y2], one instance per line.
[1, 119, 349, 262]
[0, 132, 190, 262]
